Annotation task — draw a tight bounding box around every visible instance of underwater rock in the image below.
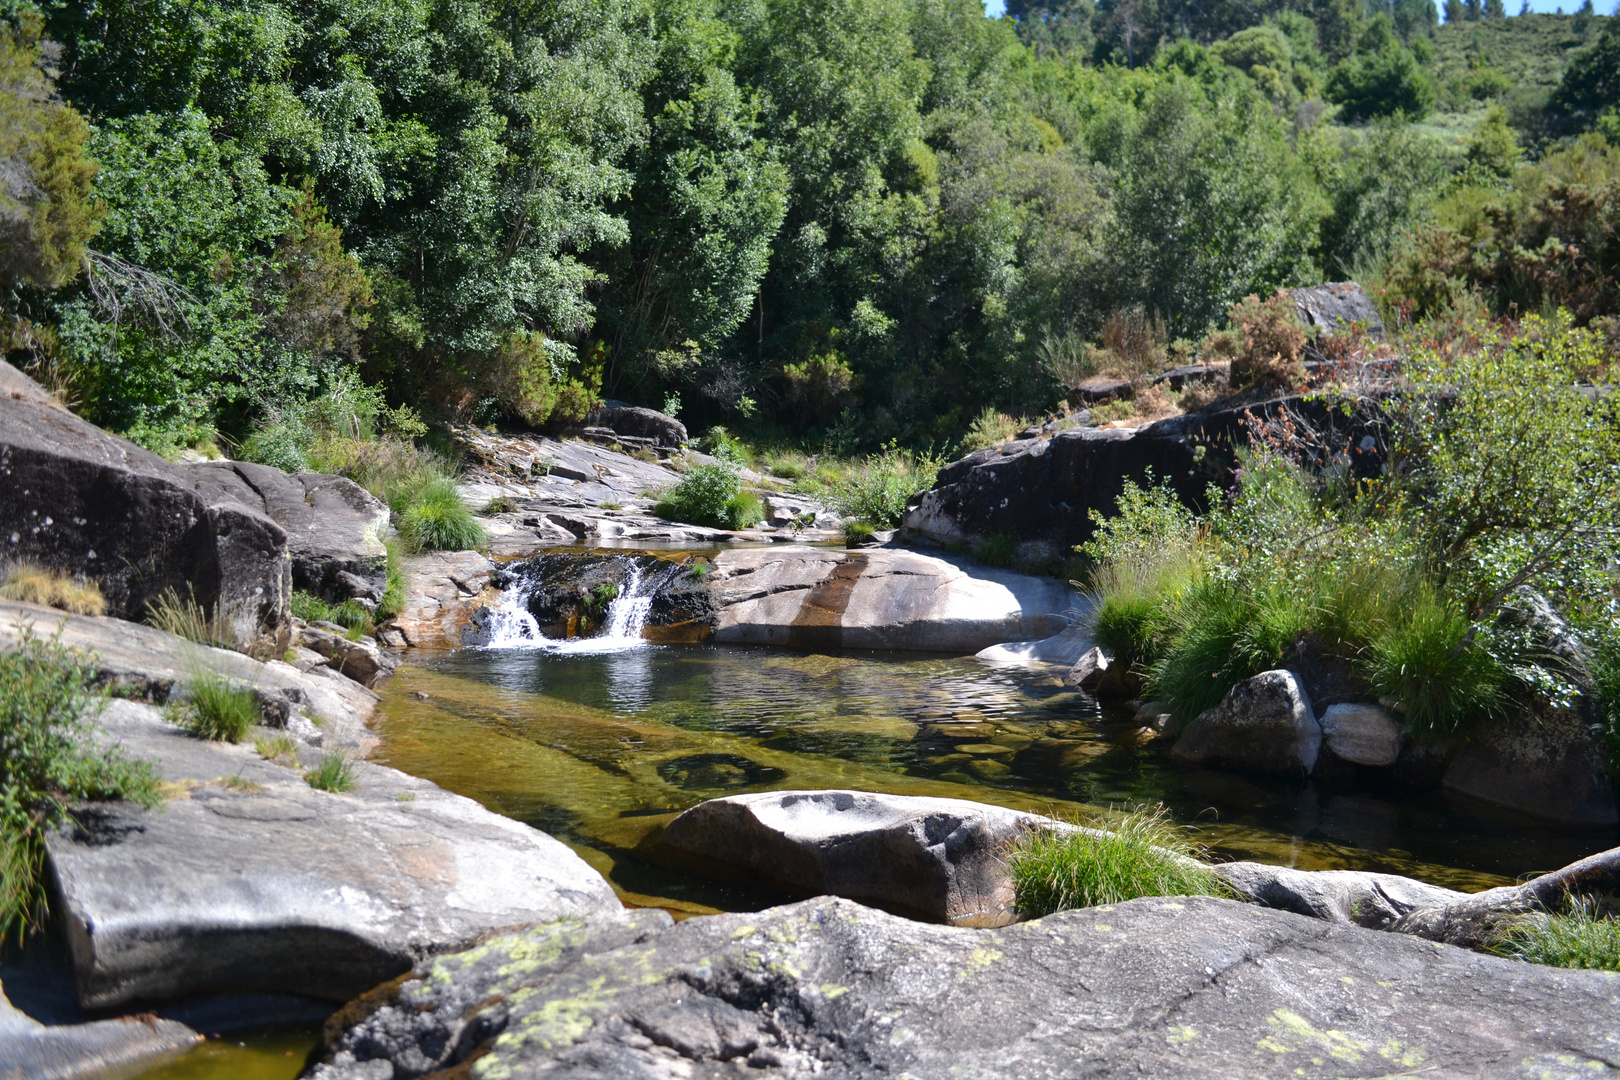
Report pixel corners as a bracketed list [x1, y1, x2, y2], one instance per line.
[307, 894, 1620, 1080]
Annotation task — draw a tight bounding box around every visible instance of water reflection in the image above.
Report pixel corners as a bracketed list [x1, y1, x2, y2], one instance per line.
[375, 644, 1620, 910]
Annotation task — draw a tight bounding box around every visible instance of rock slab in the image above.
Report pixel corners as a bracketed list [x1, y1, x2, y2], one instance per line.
[660, 790, 1056, 926]
[47, 700, 619, 1009]
[391, 551, 496, 649]
[0, 360, 291, 655]
[308, 894, 1620, 1080]
[708, 546, 1073, 652]
[0, 980, 199, 1080]
[1171, 670, 1322, 776]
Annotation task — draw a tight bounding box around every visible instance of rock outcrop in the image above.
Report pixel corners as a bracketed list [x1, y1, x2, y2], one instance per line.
[584, 401, 689, 449]
[1289, 281, 1385, 343]
[389, 551, 497, 649]
[1317, 702, 1403, 767]
[1442, 708, 1618, 826]
[307, 894, 1620, 1080]
[0, 982, 199, 1080]
[1171, 670, 1322, 776]
[177, 461, 390, 607]
[0, 360, 291, 655]
[48, 698, 619, 1009]
[706, 546, 1074, 652]
[660, 790, 1061, 926]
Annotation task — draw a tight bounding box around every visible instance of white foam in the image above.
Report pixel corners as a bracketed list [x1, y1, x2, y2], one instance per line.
[481, 562, 655, 654]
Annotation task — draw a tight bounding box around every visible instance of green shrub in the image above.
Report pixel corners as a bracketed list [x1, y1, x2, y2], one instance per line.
[398, 479, 489, 553]
[1496, 904, 1620, 971]
[173, 672, 258, 742]
[654, 464, 745, 529]
[290, 590, 373, 636]
[1366, 589, 1508, 736]
[377, 540, 406, 620]
[305, 752, 356, 793]
[0, 629, 159, 939]
[961, 408, 1027, 453]
[1007, 805, 1230, 917]
[842, 519, 876, 543]
[810, 445, 941, 529]
[698, 426, 747, 465]
[725, 491, 764, 529]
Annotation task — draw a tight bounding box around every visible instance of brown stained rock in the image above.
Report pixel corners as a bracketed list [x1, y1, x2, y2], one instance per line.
[391, 551, 497, 649]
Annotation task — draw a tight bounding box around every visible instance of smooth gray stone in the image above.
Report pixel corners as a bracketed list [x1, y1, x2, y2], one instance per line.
[1290, 281, 1385, 340]
[177, 461, 390, 605]
[660, 790, 1071, 926]
[1318, 702, 1403, 767]
[0, 979, 198, 1080]
[1214, 861, 1466, 929]
[47, 700, 619, 1009]
[1171, 669, 1322, 777]
[0, 360, 291, 655]
[708, 546, 1073, 652]
[307, 894, 1620, 1080]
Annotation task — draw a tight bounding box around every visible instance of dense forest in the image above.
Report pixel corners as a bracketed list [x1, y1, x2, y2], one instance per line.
[0, 0, 1617, 454]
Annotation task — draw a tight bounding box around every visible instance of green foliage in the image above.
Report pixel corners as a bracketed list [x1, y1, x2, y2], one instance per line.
[1365, 587, 1508, 735]
[144, 589, 234, 651]
[172, 672, 258, 742]
[1496, 903, 1620, 970]
[842, 519, 877, 543]
[1326, 24, 1437, 120]
[290, 591, 373, 637]
[972, 534, 1018, 568]
[304, 752, 356, 793]
[397, 480, 488, 554]
[0, 628, 159, 939]
[377, 540, 406, 621]
[805, 445, 942, 528]
[1554, 16, 1620, 128]
[653, 463, 761, 529]
[962, 408, 1029, 452]
[1007, 805, 1231, 917]
[0, 17, 103, 294]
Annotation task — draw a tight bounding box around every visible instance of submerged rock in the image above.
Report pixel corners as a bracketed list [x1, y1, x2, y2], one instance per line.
[1442, 708, 1618, 826]
[660, 790, 1061, 926]
[0, 360, 292, 655]
[48, 699, 619, 1009]
[0, 979, 199, 1080]
[307, 894, 1620, 1080]
[1171, 670, 1322, 777]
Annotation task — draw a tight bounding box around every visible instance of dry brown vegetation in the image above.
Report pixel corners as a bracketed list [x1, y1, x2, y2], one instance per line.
[0, 564, 106, 616]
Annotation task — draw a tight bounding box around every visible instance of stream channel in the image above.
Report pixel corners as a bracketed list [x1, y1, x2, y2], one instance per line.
[137, 547, 1620, 1078]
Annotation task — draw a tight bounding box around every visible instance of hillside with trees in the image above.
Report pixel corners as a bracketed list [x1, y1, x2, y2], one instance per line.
[0, 0, 1616, 454]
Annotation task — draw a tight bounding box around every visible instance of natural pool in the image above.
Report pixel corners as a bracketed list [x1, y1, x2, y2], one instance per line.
[133, 633, 1619, 1078]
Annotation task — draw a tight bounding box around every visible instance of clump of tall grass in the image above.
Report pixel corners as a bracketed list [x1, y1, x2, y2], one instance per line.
[254, 733, 299, 765]
[1006, 805, 1230, 917]
[171, 671, 258, 742]
[1, 629, 159, 939]
[290, 590, 373, 638]
[397, 478, 488, 553]
[305, 752, 356, 793]
[145, 589, 235, 650]
[961, 408, 1029, 453]
[654, 464, 762, 530]
[1496, 902, 1620, 971]
[1365, 586, 1509, 736]
[0, 564, 107, 616]
[803, 444, 942, 529]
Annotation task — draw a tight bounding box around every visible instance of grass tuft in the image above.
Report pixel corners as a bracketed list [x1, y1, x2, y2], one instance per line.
[398, 479, 488, 553]
[290, 590, 374, 638]
[173, 672, 257, 742]
[145, 589, 234, 650]
[1006, 805, 1231, 917]
[305, 752, 356, 793]
[0, 564, 107, 616]
[1495, 902, 1620, 970]
[254, 733, 299, 765]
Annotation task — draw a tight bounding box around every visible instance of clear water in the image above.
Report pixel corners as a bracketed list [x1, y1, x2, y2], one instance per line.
[372, 642, 1620, 912]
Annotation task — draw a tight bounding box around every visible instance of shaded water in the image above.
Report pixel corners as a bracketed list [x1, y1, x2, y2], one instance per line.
[374, 642, 1620, 912]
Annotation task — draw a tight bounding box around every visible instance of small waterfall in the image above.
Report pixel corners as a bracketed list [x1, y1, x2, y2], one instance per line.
[481, 556, 656, 653]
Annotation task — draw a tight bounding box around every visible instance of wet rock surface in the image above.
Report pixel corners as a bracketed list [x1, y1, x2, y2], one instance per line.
[1171, 670, 1322, 777]
[47, 698, 619, 1010]
[308, 894, 1620, 1080]
[177, 461, 390, 606]
[659, 790, 1059, 926]
[0, 979, 199, 1080]
[0, 360, 292, 655]
[390, 551, 497, 649]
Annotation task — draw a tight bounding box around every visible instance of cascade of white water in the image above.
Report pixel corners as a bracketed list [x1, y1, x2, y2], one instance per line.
[480, 557, 654, 653]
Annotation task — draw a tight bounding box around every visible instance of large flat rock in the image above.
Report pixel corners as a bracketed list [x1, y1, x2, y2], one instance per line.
[708, 546, 1073, 652]
[308, 894, 1620, 1079]
[0, 360, 291, 654]
[48, 700, 619, 1009]
[660, 790, 1060, 926]
[0, 599, 378, 744]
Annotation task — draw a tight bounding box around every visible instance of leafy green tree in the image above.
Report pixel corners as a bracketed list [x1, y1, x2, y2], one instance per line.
[1325, 16, 1437, 120]
[1320, 121, 1450, 276]
[0, 17, 100, 295]
[1006, 0, 1095, 56]
[1554, 15, 1620, 129]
